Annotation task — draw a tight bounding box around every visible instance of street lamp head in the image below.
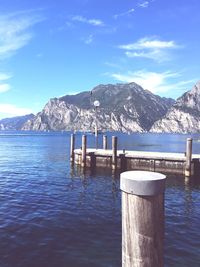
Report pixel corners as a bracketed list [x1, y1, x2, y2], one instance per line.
[94, 100, 100, 107]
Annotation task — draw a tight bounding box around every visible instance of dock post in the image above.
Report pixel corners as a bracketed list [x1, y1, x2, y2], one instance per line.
[112, 136, 117, 170]
[120, 171, 166, 267]
[81, 135, 87, 168]
[119, 152, 126, 171]
[89, 152, 96, 170]
[70, 133, 75, 163]
[185, 138, 193, 177]
[103, 135, 108, 150]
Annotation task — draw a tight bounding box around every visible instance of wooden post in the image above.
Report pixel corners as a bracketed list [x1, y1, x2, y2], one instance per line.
[119, 153, 126, 171]
[70, 133, 75, 163]
[185, 138, 193, 177]
[81, 135, 87, 168]
[112, 136, 117, 170]
[120, 171, 166, 267]
[89, 152, 96, 170]
[103, 135, 108, 150]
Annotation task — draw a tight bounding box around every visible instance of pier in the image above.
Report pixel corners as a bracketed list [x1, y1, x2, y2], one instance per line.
[71, 134, 200, 177]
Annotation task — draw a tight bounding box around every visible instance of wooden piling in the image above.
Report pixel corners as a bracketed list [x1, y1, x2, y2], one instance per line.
[70, 133, 75, 163]
[119, 153, 126, 171]
[120, 171, 166, 267]
[103, 135, 108, 150]
[112, 136, 117, 170]
[89, 152, 96, 169]
[185, 138, 192, 177]
[81, 135, 87, 168]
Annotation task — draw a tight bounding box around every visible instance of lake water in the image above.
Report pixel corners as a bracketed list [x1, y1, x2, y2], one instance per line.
[0, 131, 199, 267]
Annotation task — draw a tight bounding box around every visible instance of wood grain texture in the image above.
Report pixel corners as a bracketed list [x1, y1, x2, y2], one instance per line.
[122, 192, 164, 267]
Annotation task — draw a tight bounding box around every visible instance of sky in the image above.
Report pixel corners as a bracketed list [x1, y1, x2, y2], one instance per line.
[0, 0, 200, 119]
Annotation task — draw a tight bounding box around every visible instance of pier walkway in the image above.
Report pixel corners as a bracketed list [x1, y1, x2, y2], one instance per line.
[71, 134, 200, 176]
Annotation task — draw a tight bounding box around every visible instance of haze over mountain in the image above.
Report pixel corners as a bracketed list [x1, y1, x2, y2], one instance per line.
[0, 114, 35, 130]
[22, 82, 174, 132]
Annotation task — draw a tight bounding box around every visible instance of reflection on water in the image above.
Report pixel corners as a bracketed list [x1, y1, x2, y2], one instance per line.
[0, 131, 199, 267]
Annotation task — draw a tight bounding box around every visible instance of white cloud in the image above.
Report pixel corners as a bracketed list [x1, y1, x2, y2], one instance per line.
[0, 84, 10, 93]
[0, 104, 33, 118]
[0, 72, 12, 93]
[120, 39, 177, 50]
[125, 49, 171, 62]
[0, 11, 43, 59]
[137, 0, 156, 9]
[71, 15, 104, 26]
[84, 34, 93, 44]
[0, 73, 11, 80]
[111, 70, 194, 96]
[119, 37, 180, 62]
[104, 61, 122, 69]
[0, 11, 43, 96]
[138, 1, 150, 8]
[114, 8, 135, 19]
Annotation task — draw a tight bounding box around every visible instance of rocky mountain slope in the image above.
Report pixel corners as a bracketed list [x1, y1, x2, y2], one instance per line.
[0, 114, 35, 130]
[22, 83, 174, 132]
[150, 81, 200, 133]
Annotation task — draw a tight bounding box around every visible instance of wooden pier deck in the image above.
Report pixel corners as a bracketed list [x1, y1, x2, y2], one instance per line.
[73, 148, 200, 175]
[71, 134, 200, 176]
[76, 148, 187, 161]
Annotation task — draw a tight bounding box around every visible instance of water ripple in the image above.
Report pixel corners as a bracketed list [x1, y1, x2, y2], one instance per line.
[0, 131, 199, 267]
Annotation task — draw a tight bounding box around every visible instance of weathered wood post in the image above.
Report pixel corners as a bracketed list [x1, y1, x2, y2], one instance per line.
[120, 171, 166, 267]
[185, 138, 193, 177]
[70, 133, 75, 163]
[112, 136, 117, 170]
[103, 135, 108, 150]
[89, 151, 96, 170]
[81, 135, 87, 168]
[119, 152, 126, 171]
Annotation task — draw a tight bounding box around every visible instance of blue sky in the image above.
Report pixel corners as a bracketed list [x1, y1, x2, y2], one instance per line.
[0, 0, 200, 118]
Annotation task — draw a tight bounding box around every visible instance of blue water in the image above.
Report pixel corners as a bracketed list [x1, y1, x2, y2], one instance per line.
[0, 131, 199, 267]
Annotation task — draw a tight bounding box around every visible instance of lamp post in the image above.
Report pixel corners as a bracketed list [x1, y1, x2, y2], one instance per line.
[94, 100, 100, 149]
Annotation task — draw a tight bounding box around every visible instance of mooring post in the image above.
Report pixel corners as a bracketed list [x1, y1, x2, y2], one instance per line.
[120, 171, 166, 267]
[119, 152, 126, 171]
[112, 136, 117, 170]
[185, 138, 193, 177]
[81, 135, 87, 168]
[103, 135, 108, 150]
[89, 152, 96, 170]
[70, 133, 75, 163]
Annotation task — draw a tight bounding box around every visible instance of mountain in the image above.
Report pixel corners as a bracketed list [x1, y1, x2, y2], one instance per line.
[150, 81, 200, 133]
[0, 114, 35, 130]
[22, 83, 174, 132]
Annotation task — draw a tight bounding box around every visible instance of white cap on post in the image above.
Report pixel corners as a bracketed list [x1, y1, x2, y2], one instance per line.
[120, 171, 166, 196]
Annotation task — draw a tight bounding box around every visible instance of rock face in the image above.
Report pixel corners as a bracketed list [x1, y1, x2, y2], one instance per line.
[150, 81, 200, 133]
[22, 83, 174, 132]
[0, 114, 35, 130]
